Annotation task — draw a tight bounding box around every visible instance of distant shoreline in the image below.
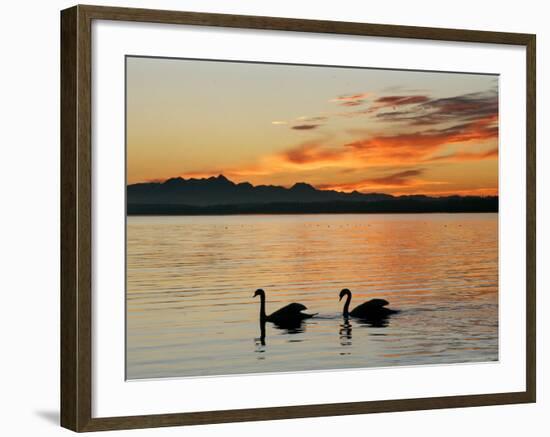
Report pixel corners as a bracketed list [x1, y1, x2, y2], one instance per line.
[127, 199, 498, 216]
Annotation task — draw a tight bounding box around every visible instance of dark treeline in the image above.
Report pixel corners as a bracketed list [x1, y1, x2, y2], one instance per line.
[128, 197, 498, 215]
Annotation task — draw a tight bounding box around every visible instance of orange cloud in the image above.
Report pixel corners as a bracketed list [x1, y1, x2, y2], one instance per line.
[346, 114, 498, 164]
[331, 92, 370, 102]
[179, 113, 498, 188]
[317, 168, 448, 192]
[282, 142, 342, 165]
[425, 147, 498, 163]
[175, 90, 498, 194]
[330, 92, 371, 106]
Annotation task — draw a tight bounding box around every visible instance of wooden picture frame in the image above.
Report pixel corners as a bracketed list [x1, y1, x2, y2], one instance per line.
[61, 4, 536, 432]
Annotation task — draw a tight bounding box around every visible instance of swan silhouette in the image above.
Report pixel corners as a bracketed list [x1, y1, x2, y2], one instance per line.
[339, 288, 398, 320]
[254, 289, 316, 328]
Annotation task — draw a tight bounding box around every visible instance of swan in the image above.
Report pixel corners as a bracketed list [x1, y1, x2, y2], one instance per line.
[339, 288, 398, 319]
[253, 289, 316, 327]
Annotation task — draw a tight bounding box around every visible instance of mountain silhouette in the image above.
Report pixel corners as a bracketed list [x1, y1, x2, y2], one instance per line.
[127, 175, 498, 215]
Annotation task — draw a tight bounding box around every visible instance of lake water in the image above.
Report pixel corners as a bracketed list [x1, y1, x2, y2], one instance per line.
[126, 213, 498, 379]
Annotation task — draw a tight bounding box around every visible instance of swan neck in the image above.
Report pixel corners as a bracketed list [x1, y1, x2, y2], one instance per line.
[343, 292, 351, 317]
[259, 293, 267, 320]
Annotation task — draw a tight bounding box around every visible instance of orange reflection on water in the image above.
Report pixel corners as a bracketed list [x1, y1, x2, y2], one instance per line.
[126, 213, 498, 379]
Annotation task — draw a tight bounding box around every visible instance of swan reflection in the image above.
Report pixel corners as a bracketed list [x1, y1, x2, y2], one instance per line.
[357, 313, 393, 328]
[255, 321, 266, 347]
[339, 317, 353, 347]
[255, 317, 307, 351]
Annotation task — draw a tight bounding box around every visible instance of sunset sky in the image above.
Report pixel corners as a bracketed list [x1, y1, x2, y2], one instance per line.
[127, 56, 498, 196]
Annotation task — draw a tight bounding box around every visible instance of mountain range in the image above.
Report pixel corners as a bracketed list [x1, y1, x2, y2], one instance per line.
[127, 175, 498, 215]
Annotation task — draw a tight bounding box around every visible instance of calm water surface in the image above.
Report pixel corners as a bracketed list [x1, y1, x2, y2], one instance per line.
[126, 213, 498, 379]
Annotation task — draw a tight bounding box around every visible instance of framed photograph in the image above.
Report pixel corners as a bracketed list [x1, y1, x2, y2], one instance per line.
[60, 5, 536, 432]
